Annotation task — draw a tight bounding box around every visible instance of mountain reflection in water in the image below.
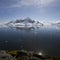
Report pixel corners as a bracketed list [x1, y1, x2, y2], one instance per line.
[0, 25, 60, 56]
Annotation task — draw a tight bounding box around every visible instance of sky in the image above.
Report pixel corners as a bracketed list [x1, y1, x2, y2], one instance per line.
[0, 0, 60, 22]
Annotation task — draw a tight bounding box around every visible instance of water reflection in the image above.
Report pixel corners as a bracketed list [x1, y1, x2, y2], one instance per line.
[14, 25, 60, 31]
[55, 25, 60, 30]
[15, 27, 35, 31]
[14, 26, 43, 31]
[0, 25, 60, 56]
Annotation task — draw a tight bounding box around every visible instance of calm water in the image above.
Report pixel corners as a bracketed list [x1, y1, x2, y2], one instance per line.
[0, 25, 60, 56]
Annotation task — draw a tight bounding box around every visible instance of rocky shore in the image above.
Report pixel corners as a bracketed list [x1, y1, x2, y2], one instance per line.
[0, 50, 60, 60]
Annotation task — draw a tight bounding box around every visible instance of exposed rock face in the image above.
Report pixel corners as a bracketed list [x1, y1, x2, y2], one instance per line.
[14, 17, 35, 23]
[0, 50, 59, 60]
[0, 50, 16, 60]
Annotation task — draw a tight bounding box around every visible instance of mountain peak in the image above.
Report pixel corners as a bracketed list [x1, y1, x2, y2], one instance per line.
[7, 17, 43, 27]
[24, 17, 32, 21]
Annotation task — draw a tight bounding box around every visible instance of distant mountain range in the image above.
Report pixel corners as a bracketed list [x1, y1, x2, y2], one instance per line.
[6, 17, 43, 27]
[52, 22, 60, 26]
[57, 22, 60, 25]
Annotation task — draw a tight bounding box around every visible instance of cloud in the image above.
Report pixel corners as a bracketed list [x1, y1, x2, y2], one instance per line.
[0, 0, 60, 8]
[12, 0, 55, 7]
[0, 0, 17, 8]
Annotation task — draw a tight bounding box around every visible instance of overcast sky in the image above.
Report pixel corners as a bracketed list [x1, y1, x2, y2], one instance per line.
[0, 0, 60, 22]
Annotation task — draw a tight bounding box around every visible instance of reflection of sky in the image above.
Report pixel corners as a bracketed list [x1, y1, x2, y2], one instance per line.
[0, 0, 60, 22]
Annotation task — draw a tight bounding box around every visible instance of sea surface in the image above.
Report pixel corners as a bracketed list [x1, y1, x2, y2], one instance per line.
[0, 25, 60, 56]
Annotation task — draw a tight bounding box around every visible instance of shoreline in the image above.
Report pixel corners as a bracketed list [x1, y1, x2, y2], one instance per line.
[0, 50, 60, 60]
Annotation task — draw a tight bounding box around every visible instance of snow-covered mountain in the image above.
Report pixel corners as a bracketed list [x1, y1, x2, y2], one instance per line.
[51, 21, 60, 27]
[52, 22, 60, 25]
[57, 22, 60, 25]
[7, 17, 43, 27]
[55, 22, 60, 27]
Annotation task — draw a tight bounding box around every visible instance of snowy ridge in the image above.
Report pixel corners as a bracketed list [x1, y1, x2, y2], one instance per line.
[6, 17, 43, 27]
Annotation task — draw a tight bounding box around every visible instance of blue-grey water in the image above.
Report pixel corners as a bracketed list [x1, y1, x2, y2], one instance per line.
[0, 25, 60, 56]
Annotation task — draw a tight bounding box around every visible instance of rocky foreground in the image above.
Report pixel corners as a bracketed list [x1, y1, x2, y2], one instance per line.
[0, 50, 60, 60]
